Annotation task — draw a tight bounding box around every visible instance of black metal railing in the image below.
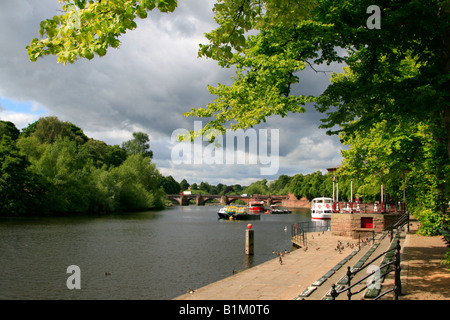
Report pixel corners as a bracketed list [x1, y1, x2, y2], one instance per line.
[329, 239, 402, 300]
[291, 220, 331, 248]
[357, 231, 376, 250]
[389, 211, 409, 240]
[326, 211, 410, 300]
[328, 211, 409, 300]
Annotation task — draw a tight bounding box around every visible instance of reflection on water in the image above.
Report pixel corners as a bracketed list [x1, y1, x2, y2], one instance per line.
[243, 254, 254, 270]
[0, 206, 310, 299]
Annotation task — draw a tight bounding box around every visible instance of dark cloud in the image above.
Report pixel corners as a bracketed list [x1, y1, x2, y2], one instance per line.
[0, 0, 344, 185]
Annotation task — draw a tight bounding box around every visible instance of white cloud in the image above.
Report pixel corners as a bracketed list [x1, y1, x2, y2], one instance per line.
[282, 133, 344, 173]
[0, 0, 345, 186]
[0, 110, 40, 130]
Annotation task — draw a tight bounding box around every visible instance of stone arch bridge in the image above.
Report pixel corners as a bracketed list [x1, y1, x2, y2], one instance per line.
[167, 194, 288, 206]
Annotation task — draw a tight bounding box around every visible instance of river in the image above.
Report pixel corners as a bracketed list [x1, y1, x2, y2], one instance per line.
[0, 205, 311, 299]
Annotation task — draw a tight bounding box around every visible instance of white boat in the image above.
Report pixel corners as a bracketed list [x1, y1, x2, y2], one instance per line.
[248, 201, 265, 213]
[311, 197, 333, 220]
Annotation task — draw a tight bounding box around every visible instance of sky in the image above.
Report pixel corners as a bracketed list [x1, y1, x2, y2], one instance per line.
[0, 0, 344, 186]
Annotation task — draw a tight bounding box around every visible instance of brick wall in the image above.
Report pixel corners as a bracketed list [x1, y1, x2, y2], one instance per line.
[331, 213, 402, 238]
[281, 193, 310, 208]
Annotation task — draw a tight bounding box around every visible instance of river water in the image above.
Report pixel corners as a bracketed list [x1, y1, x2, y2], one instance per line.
[0, 205, 311, 300]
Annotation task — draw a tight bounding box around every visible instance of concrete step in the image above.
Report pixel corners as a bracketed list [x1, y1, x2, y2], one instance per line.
[296, 236, 378, 300]
[296, 229, 406, 300]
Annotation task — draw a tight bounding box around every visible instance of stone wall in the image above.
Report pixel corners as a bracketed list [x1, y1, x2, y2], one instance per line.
[281, 193, 310, 208]
[331, 213, 402, 238]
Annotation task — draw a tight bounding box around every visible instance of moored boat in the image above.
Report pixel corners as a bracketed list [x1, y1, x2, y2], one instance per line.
[311, 197, 333, 220]
[270, 205, 291, 214]
[248, 201, 265, 213]
[218, 206, 261, 220]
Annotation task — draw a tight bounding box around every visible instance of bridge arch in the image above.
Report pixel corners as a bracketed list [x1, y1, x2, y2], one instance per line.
[166, 194, 288, 206]
[227, 198, 247, 205]
[203, 197, 220, 205]
[167, 197, 181, 205]
[270, 199, 283, 205]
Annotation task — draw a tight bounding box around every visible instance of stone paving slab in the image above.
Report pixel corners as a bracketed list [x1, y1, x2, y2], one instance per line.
[397, 222, 450, 300]
[174, 220, 450, 300]
[174, 232, 359, 300]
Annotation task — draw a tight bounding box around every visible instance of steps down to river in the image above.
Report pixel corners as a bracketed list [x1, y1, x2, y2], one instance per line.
[295, 228, 407, 300]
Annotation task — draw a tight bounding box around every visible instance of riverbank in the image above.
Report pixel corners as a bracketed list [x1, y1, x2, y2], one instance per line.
[174, 231, 357, 300]
[174, 221, 450, 300]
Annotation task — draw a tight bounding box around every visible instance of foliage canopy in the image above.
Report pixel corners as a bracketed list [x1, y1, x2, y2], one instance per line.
[0, 118, 165, 216]
[26, 1, 450, 237]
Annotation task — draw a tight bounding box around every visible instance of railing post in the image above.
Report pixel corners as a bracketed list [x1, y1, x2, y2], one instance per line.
[303, 230, 306, 247]
[346, 266, 352, 300]
[407, 211, 410, 232]
[330, 284, 337, 300]
[393, 240, 402, 299]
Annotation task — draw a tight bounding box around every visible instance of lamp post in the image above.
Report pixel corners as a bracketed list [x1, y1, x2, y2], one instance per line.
[402, 169, 411, 210]
[381, 184, 383, 213]
[327, 166, 340, 212]
[350, 177, 353, 213]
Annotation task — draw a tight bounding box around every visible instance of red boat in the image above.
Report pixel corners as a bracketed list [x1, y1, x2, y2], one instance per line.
[248, 201, 265, 213]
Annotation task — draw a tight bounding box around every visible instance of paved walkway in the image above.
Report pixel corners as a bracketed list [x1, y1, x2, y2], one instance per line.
[400, 221, 450, 300]
[175, 232, 366, 300]
[174, 221, 450, 300]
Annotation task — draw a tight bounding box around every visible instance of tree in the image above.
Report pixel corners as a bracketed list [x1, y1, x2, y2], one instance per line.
[243, 179, 269, 195]
[26, 2, 450, 156]
[26, 0, 177, 64]
[32, 138, 96, 213]
[339, 117, 450, 233]
[111, 153, 165, 211]
[162, 175, 181, 194]
[0, 134, 45, 216]
[80, 138, 127, 168]
[222, 185, 235, 195]
[296, 171, 327, 201]
[199, 181, 211, 193]
[216, 183, 226, 194]
[288, 172, 333, 200]
[22, 116, 89, 144]
[103, 144, 128, 167]
[179, 179, 189, 191]
[27, 1, 450, 233]
[26, 2, 450, 153]
[6, 118, 165, 215]
[194, 0, 449, 226]
[122, 132, 153, 158]
[190, 183, 198, 190]
[268, 175, 291, 195]
[0, 121, 20, 141]
[289, 174, 305, 200]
